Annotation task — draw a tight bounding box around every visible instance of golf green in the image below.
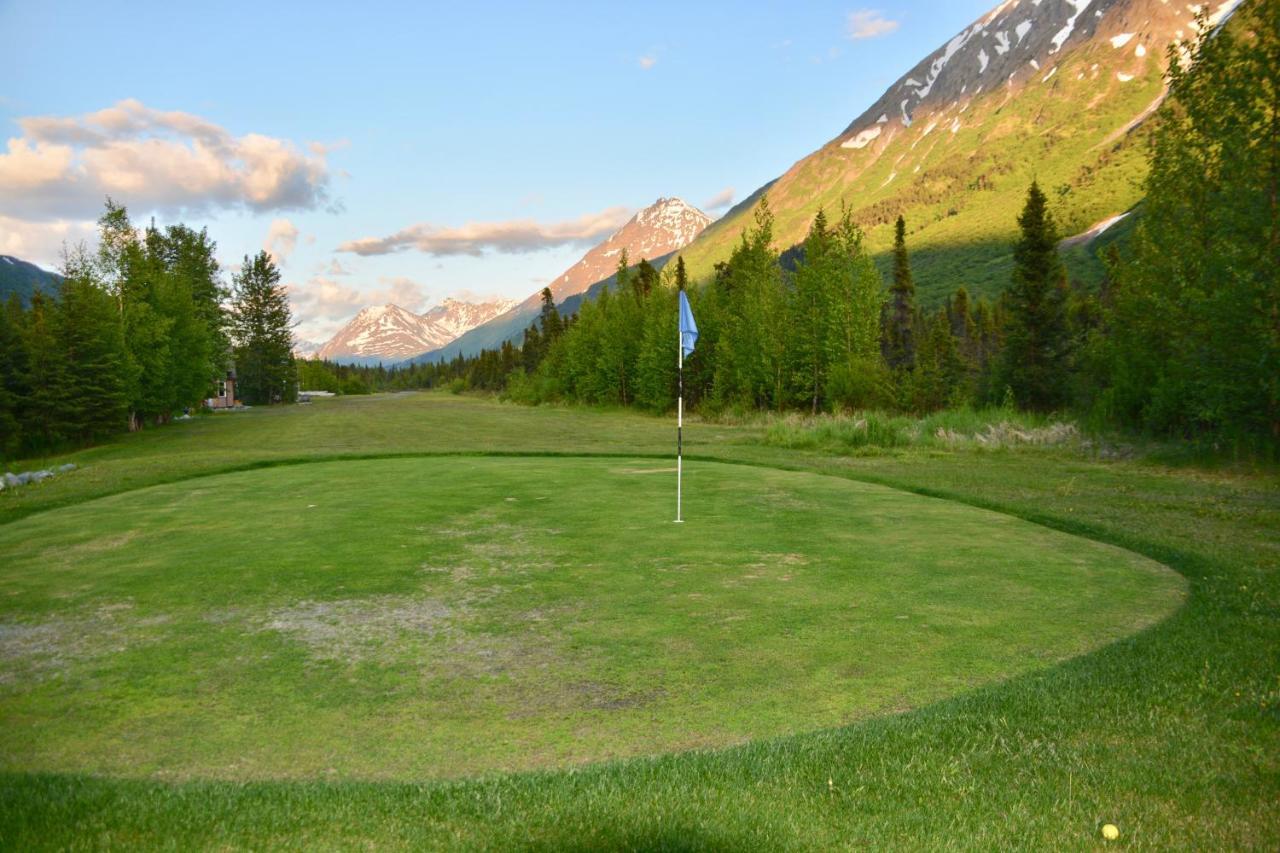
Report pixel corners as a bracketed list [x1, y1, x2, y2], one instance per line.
[0, 456, 1182, 781]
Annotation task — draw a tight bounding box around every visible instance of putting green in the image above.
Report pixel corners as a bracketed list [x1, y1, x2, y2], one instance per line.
[0, 456, 1182, 781]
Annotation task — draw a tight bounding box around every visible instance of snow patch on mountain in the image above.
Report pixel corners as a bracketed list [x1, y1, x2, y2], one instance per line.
[842, 126, 883, 149]
[1050, 0, 1094, 53]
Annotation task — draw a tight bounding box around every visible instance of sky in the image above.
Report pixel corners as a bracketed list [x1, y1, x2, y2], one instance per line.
[0, 0, 995, 341]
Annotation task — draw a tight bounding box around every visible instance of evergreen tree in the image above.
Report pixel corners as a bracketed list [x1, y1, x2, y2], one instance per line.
[230, 251, 296, 405]
[884, 215, 916, 371]
[537, 287, 562, 342]
[56, 248, 129, 441]
[0, 295, 28, 458]
[997, 181, 1071, 411]
[20, 292, 71, 450]
[633, 258, 659, 299]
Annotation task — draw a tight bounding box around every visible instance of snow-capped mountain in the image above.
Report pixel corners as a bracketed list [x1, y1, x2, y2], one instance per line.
[292, 338, 323, 359]
[313, 298, 515, 365]
[544, 197, 712, 305]
[408, 197, 712, 363]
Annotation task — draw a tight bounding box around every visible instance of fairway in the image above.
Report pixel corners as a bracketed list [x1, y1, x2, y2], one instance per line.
[0, 454, 1182, 781]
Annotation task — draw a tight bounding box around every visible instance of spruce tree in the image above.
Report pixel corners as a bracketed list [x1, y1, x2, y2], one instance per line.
[0, 295, 27, 458]
[537, 287, 562, 341]
[55, 247, 129, 441]
[998, 181, 1071, 411]
[884, 215, 916, 371]
[230, 251, 296, 405]
[20, 292, 71, 450]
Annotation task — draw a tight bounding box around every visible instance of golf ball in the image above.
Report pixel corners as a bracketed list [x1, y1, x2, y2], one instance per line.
[1102, 823, 1120, 840]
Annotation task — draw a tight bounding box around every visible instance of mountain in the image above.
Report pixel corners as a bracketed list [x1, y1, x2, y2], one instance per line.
[408, 197, 711, 363]
[313, 298, 515, 365]
[0, 255, 63, 305]
[677, 0, 1246, 303]
[292, 338, 324, 359]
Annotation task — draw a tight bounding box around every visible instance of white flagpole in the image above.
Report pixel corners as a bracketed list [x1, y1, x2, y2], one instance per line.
[675, 308, 684, 523]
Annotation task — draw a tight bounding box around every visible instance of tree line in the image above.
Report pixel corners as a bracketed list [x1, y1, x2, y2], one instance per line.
[0, 202, 297, 460]
[365, 9, 1275, 452]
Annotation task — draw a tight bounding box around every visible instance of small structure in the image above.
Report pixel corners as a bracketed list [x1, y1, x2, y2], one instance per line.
[206, 369, 238, 410]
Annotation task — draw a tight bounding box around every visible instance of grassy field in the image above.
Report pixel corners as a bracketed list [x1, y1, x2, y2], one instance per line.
[1, 393, 1277, 849]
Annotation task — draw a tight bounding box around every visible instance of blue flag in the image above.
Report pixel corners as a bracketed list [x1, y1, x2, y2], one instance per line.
[678, 290, 698, 358]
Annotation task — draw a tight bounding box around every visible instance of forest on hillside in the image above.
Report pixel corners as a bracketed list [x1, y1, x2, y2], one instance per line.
[321, 7, 1278, 452]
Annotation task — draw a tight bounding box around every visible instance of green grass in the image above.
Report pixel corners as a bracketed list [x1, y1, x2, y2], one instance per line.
[1, 393, 1277, 849]
[0, 456, 1179, 781]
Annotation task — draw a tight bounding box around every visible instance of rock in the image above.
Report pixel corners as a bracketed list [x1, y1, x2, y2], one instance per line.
[3, 472, 18, 488]
[15, 472, 32, 486]
[57, 463, 77, 473]
[30, 470, 53, 482]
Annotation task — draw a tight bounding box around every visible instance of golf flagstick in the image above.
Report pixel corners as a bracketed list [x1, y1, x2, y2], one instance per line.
[676, 322, 683, 523]
[675, 285, 697, 523]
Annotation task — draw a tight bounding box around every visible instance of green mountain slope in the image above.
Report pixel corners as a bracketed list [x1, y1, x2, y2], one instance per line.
[680, 0, 1241, 304]
[0, 255, 63, 306]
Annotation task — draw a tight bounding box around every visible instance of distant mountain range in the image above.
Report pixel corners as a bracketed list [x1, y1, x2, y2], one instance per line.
[406, 197, 711, 364]
[677, 0, 1246, 303]
[0, 255, 63, 306]
[310, 297, 516, 365]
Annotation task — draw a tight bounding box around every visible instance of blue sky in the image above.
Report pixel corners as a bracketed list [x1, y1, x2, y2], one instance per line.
[1, 0, 994, 339]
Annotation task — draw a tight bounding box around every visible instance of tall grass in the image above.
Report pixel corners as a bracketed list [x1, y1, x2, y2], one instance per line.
[761, 407, 1081, 453]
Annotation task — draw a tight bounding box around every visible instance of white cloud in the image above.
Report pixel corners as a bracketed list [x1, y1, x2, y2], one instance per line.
[639, 55, 657, 70]
[847, 9, 899, 40]
[263, 218, 300, 267]
[702, 187, 736, 211]
[0, 99, 336, 223]
[338, 206, 633, 257]
[0, 214, 98, 269]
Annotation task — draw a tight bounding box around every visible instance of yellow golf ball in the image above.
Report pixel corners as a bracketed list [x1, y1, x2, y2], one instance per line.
[1102, 823, 1120, 840]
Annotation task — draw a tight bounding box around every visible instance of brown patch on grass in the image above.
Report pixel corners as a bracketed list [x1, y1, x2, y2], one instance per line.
[257, 596, 456, 663]
[0, 601, 168, 684]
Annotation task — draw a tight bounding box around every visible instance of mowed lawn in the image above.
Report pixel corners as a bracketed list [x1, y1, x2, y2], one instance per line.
[0, 393, 1277, 849]
[0, 456, 1179, 781]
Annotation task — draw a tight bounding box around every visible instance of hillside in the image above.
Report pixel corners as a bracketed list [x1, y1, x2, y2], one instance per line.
[0, 255, 63, 306]
[409, 197, 710, 364]
[678, 0, 1244, 304]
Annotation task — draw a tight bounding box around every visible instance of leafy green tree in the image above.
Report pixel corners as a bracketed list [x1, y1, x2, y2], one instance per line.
[791, 209, 833, 412]
[230, 251, 296, 405]
[1101, 4, 1279, 446]
[714, 196, 785, 408]
[997, 181, 1071, 411]
[824, 209, 885, 410]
